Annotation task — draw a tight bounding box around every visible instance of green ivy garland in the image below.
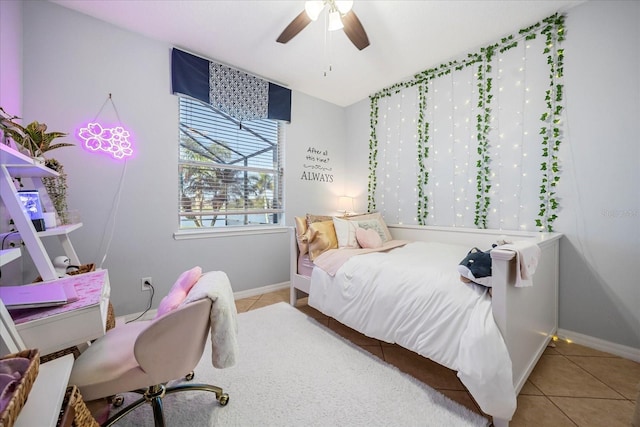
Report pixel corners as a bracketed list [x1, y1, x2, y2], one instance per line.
[536, 14, 566, 232]
[367, 95, 380, 212]
[416, 82, 429, 224]
[367, 13, 565, 231]
[474, 44, 496, 228]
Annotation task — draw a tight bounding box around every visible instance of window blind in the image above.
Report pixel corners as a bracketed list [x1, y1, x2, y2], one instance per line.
[178, 96, 283, 229]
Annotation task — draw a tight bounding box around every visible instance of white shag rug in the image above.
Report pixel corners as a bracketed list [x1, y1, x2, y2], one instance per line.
[112, 302, 489, 426]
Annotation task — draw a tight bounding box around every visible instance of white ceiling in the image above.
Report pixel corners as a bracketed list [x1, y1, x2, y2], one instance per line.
[50, 0, 583, 107]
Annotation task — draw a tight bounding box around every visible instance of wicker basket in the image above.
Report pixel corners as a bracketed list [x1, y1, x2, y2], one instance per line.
[56, 386, 99, 427]
[33, 263, 96, 283]
[40, 347, 81, 364]
[105, 301, 115, 331]
[0, 349, 40, 427]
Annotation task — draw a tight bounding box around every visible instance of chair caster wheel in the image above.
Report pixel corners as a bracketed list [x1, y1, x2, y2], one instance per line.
[218, 393, 229, 406]
[185, 371, 195, 381]
[112, 395, 125, 407]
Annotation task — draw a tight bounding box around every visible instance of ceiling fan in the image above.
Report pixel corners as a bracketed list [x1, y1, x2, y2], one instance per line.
[276, 1, 370, 51]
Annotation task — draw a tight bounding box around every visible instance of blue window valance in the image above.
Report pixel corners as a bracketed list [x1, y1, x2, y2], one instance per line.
[171, 48, 291, 123]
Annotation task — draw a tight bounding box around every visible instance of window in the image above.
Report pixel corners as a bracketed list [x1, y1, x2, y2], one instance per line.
[178, 96, 284, 229]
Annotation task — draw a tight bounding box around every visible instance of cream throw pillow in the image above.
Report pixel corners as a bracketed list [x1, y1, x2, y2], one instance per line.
[332, 216, 360, 248]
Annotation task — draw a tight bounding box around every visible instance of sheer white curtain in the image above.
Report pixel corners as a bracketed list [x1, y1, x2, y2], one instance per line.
[423, 66, 479, 228]
[375, 87, 420, 225]
[372, 27, 560, 231]
[487, 38, 548, 231]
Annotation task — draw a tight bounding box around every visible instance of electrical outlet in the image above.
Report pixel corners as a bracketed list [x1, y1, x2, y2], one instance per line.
[141, 277, 152, 291]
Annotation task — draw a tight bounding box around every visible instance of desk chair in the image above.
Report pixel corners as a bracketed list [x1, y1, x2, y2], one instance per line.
[69, 298, 229, 427]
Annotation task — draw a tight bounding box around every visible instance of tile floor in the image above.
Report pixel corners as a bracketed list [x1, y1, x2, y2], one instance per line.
[237, 288, 640, 427]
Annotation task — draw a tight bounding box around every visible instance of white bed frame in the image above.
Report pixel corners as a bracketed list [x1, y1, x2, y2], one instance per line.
[290, 224, 562, 427]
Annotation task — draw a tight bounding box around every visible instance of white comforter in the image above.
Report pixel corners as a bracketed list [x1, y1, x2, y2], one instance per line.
[308, 241, 517, 420]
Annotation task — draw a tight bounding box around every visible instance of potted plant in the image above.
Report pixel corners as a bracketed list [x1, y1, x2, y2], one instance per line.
[0, 107, 73, 159]
[1, 107, 74, 224]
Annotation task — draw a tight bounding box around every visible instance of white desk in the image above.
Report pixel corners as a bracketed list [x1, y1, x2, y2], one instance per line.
[4, 270, 110, 426]
[8, 269, 110, 356]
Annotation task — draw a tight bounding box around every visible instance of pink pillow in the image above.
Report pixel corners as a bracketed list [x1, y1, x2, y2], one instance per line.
[356, 228, 382, 249]
[155, 266, 202, 318]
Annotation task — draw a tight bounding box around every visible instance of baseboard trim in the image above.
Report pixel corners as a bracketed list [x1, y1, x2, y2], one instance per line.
[117, 309, 157, 324]
[120, 281, 292, 324]
[556, 328, 640, 362]
[232, 281, 290, 300]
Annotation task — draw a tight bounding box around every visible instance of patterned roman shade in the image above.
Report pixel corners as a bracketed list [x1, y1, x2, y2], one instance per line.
[171, 48, 291, 122]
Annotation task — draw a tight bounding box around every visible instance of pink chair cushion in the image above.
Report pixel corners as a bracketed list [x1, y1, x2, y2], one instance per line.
[155, 266, 202, 318]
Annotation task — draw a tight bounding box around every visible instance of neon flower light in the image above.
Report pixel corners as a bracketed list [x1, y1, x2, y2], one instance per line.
[77, 123, 134, 159]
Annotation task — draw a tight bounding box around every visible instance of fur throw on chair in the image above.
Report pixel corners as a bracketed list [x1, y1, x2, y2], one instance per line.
[182, 271, 238, 369]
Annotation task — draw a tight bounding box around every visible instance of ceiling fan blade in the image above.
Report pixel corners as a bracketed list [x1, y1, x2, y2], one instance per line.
[342, 10, 370, 50]
[276, 10, 312, 44]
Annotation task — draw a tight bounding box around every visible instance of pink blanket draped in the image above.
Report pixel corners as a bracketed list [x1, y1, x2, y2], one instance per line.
[500, 241, 541, 287]
[313, 240, 409, 276]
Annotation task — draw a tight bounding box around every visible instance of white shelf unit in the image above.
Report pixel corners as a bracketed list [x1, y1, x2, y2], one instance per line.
[0, 144, 82, 282]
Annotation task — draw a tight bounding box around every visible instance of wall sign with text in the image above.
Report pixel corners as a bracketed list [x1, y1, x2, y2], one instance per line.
[300, 146, 333, 183]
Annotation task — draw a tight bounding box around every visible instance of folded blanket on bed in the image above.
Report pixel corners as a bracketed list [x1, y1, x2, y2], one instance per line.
[313, 240, 409, 276]
[182, 271, 238, 368]
[500, 241, 541, 287]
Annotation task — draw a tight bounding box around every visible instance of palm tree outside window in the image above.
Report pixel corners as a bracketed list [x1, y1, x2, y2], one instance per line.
[178, 96, 283, 229]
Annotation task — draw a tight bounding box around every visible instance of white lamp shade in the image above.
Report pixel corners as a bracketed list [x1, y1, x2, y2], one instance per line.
[338, 196, 354, 213]
[327, 10, 344, 31]
[304, 1, 325, 21]
[335, 1, 353, 14]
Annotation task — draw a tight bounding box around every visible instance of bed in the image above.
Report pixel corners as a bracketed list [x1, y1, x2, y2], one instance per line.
[289, 215, 562, 427]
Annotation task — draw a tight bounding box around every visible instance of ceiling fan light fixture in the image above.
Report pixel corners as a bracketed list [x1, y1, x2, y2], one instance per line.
[304, 1, 324, 21]
[335, 1, 353, 14]
[328, 10, 344, 31]
[278, 0, 369, 50]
